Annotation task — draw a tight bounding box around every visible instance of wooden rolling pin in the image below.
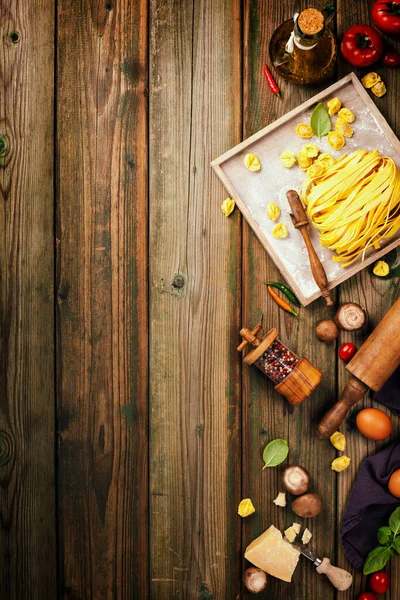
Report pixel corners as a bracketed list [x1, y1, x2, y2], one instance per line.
[286, 190, 334, 306]
[317, 297, 400, 439]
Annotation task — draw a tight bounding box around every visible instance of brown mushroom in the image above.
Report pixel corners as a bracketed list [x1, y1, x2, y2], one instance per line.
[335, 303, 367, 331]
[242, 567, 268, 594]
[281, 466, 310, 496]
[292, 493, 322, 518]
[315, 320, 339, 343]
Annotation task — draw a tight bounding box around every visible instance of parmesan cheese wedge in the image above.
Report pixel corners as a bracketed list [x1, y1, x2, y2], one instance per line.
[245, 525, 300, 583]
[302, 528, 312, 544]
[284, 526, 297, 543]
[292, 522, 301, 535]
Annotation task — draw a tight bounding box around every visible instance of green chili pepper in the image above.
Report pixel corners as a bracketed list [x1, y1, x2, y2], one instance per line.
[265, 282, 301, 307]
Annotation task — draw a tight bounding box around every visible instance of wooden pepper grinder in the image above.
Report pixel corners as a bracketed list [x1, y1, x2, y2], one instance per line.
[317, 297, 400, 439]
[238, 324, 322, 405]
[287, 190, 334, 306]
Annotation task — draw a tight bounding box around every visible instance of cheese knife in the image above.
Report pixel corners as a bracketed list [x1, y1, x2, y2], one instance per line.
[287, 540, 353, 591]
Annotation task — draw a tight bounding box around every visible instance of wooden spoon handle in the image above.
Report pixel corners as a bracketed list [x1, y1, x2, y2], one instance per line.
[316, 558, 353, 591]
[301, 231, 333, 307]
[316, 376, 367, 439]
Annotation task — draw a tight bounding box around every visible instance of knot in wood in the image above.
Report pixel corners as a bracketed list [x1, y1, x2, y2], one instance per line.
[172, 275, 184, 289]
[0, 430, 14, 466]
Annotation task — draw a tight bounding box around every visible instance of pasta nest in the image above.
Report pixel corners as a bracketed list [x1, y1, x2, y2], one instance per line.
[302, 149, 400, 266]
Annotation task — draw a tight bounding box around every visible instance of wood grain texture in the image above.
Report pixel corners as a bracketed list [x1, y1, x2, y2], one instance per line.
[242, 2, 337, 599]
[0, 2, 56, 598]
[336, 3, 400, 599]
[149, 0, 242, 597]
[56, 0, 148, 597]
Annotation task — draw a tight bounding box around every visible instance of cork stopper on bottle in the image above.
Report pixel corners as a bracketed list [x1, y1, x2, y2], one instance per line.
[297, 8, 324, 35]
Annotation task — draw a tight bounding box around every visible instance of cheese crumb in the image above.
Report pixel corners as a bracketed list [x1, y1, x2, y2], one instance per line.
[302, 528, 312, 544]
[273, 492, 286, 507]
[284, 527, 297, 543]
[292, 523, 301, 535]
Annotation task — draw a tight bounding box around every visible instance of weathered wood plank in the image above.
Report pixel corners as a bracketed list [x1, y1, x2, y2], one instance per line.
[57, 1, 148, 597]
[336, 2, 400, 599]
[242, 2, 337, 598]
[0, 1, 56, 598]
[149, 0, 242, 597]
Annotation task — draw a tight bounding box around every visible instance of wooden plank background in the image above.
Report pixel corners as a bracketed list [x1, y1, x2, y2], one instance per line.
[0, 0, 399, 598]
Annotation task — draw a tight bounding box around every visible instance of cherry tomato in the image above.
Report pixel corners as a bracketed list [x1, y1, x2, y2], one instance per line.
[388, 469, 400, 498]
[372, 0, 400, 35]
[383, 51, 400, 67]
[369, 571, 390, 594]
[341, 25, 383, 67]
[338, 342, 357, 361]
[358, 593, 378, 600]
[356, 408, 392, 440]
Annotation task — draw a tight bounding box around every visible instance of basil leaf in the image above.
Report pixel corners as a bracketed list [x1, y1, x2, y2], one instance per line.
[363, 546, 392, 575]
[377, 526, 392, 545]
[310, 103, 331, 139]
[389, 506, 400, 535]
[262, 438, 289, 469]
[393, 537, 400, 554]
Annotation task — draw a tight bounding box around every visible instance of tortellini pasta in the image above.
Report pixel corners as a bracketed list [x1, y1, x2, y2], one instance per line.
[280, 151, 296, 168]
[297, 151, 313, 171]
[272, 223, 289, 239]
[337, 108, 355, 123]
[295, 123, 313, 138]
[371, 81, 386, 97]
[267, 202, 281, 221]
[301, 144, 319, 158]
[244, 153, 261, 171]
[327, 131, 345, 150]
[335, 118, 353, 138]
[362, 72, 381, 89]
[327, 97, 341, 115]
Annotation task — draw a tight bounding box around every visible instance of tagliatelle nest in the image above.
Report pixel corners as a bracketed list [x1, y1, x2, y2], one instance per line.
[302, 149, 400, 266]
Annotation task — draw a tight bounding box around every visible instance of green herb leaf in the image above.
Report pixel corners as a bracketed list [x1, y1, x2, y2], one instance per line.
[363, 546, 392, 575]
[377, 525, 393, 545]
[310, 103, 331, 139]
[389, 506, 400, 536]
[262, 438, 289, 469]
[392, 537, 400, 554]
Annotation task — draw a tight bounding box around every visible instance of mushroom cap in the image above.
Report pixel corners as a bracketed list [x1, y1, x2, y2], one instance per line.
[335, 303, 367, 331]
[281, 465, 310, 495]
[315, 320, 339, 343]
[242, 567, 267, 594]
[292, 493, 322, 518]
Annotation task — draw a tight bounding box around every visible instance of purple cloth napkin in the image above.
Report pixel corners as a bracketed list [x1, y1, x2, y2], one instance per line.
[340, 440, 400, 569]
[372, 365, 400, 416]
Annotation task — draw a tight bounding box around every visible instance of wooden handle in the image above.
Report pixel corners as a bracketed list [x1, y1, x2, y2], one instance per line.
[316, 558, 353, 591]
[286, 190, 333, 307]
[316, 376, 367, 439]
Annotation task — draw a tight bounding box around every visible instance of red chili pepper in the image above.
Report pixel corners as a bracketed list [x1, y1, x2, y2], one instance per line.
[264, 64, 280, 97]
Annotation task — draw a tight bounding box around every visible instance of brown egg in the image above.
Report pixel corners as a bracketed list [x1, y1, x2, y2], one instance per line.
[356, 408, 392, 441]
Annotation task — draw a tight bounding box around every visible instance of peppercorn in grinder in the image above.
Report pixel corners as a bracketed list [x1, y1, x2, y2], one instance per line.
[238, 325, 322, 405]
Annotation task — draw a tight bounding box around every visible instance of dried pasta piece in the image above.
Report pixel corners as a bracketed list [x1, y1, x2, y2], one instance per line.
[280, 151, 296, 168]
[362, 72, 381, 89]
[335, 119, 353, 138]
[316, 152, 335, 168]
[295, 123, 313, 138]
[327, 131, 345, 150]
[331, 456, 351, 472]
[301, 144, 319, 158]
[244, 153, 261, 171]
[327, 97, 341, 115]
[272, 223, 289, 239]
[371, 81, 386, 97]
[238, 498, 256, 517]
[267, 202, 281, 221]
[297, 151, 313, 171]
[221, 198, 235, 217]
[338, 108, 355, 123]
[373, 261, 389, 277]
[307, 162, 324, 178]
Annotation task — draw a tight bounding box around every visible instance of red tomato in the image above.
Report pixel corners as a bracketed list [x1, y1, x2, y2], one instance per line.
[383, 51, 400, 66]
[372, 0, 400, 35]
[341, 25, 383, 67]
[388, 469, 400, 498]
[338, 342, 357, 361]
[369, 571, 390, 593]
[358, 594, 378, 600]
[356, 408, 392, 440]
